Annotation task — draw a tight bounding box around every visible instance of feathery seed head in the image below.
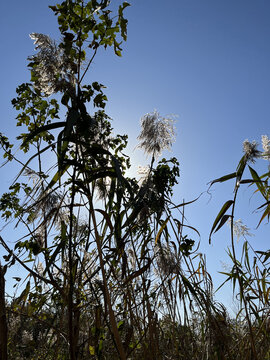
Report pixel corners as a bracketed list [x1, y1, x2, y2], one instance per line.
[156, 244, 179, 276]
[137, 110, 176, 158]
[243, 139, 260, 163]
[228, 218, 253, 242]
[29, 33, 76, 96]
[261, 135, 270, 160]
[137, 165, 150, 186]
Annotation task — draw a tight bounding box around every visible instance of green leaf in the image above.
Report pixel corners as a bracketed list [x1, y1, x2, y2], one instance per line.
[21, 122, 66, 147]
[248, 165, 266, 198]
[209, 200, 234, 243]
[236, 155, 246, 183]
[115, 49, 122, 57]
[155, 217, 169, 245]
[257, 203, 270, 228]
[214, 214, 231, 234]
[117, 320, 124, 329]
[239, 179, 256, 184]
[44, 226, 67, 274]
[16, 280, 30, 305]
[95, 209, 113, 232]
[209, 172, 237, 187]
[89, 345, 95, 355]
[256, 200, 270, 211]
[122, 2, 131, 10]
[47, 164, 70, 190]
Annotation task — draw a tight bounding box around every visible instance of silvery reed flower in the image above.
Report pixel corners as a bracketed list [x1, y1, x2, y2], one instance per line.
[227, 218, 253, 242]
[156, 244, 179, 276]
[95, 176, 111, 200]
[137, 165, 150, 176]
[36, 261, 44, 276]
[261, 135, 270, 160]
[29, 33, 76, 96]
[137, 165, 150, 186]
[243, 139, 260, 163]
[137, 110, 176, 158]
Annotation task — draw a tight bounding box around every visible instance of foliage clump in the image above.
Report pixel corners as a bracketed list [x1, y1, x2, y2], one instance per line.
[0, 1, 269, 360]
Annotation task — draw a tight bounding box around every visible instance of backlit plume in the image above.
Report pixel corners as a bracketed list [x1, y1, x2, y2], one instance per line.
[29, 33, 76, 96]
[242, 139, 260, 163]
[227, 218, 253, 242]
[137, 110, 176, 158]
[261, 135, 270, 160]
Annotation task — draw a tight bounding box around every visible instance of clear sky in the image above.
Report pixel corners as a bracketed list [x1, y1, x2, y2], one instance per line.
[1, 0, 270, 310]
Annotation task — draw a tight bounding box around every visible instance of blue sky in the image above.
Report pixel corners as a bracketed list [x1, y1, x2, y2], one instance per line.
[1, 0, 270, 310]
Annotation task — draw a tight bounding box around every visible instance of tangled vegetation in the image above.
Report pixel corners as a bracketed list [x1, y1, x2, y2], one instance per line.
[0, 1, 269, 359]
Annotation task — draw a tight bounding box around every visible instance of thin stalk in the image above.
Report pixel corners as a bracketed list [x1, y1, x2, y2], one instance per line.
[230, 182, 258, 360]
[67, 143, 79, 360]
[0, 265, 7, 360]
[88, 196, 126, 360]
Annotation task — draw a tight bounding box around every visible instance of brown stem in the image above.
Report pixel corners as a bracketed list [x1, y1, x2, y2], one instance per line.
[89, 200, 126, 360]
